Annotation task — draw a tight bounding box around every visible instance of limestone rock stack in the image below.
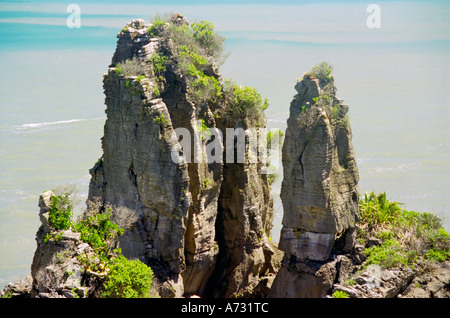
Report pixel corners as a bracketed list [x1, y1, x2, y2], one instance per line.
[87, 17, 277, 298]
[269, 70, 360, 297]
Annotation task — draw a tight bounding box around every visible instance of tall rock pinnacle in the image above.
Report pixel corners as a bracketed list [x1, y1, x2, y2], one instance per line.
[269, 63, 360, 297]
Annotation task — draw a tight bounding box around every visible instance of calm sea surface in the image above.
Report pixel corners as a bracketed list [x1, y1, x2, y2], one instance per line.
[1, 1, 449, 289]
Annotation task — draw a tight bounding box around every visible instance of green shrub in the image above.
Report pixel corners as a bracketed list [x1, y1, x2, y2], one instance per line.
[153, 85, 160, 97]
[191, 20, 225, 60]
[43, 232, 53, 244]
[222, 80, 269, 124]
[178, 45, 208, 76]
[173, 44, 222, 104]
[358, 191, 450, 266]
[190, 74, 221, 104]
[424, 228, 450, 261]
[0, 291, 13, 298]
[149, 52, 168, 96]
[231, 84, 269, 112]
[425, 248, 450, 262]
[101, 255, 154, 298]
[332, 290, 349, 298]
[363, 239, 413, 269]
[429, 227, 450, 247]
[419, 212, 443, 230]
[115, 57, 145, 76]
[73, 207, 125, 273]
[147, 16, 167, 37]
[48, 193, 73, 230]
[162, 16, 227, 65]
[377, 230, 395, 241]
[308, 61, 333, 85]
[331, 105, 340, 118]
[145, 15, 229, 105]
[402, 210, 443, 237]
[73, 210, 123, 253]
[136, 75, 146, 82]
[359, 192, 403, 229]
[166, 23, 195, 50]
[154, 113, 170, 126]
[203, 178, 212, 188]
[149, 53, 168, 79]
[185, 62, 201, 77]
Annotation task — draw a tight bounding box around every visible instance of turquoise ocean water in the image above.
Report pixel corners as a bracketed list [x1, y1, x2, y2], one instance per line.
[1, 0, 449, 289]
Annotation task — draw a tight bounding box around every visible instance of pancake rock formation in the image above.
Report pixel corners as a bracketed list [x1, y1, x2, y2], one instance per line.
[269, 66, 360, 297]
[87, 16, 278, 298]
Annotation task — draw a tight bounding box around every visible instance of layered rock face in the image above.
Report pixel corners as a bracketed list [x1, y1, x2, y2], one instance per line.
[269, 73, 360, 297]
[87, 18, 277, 297]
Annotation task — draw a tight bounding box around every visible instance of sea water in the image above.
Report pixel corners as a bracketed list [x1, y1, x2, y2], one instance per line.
[0, 0, 449, 289]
